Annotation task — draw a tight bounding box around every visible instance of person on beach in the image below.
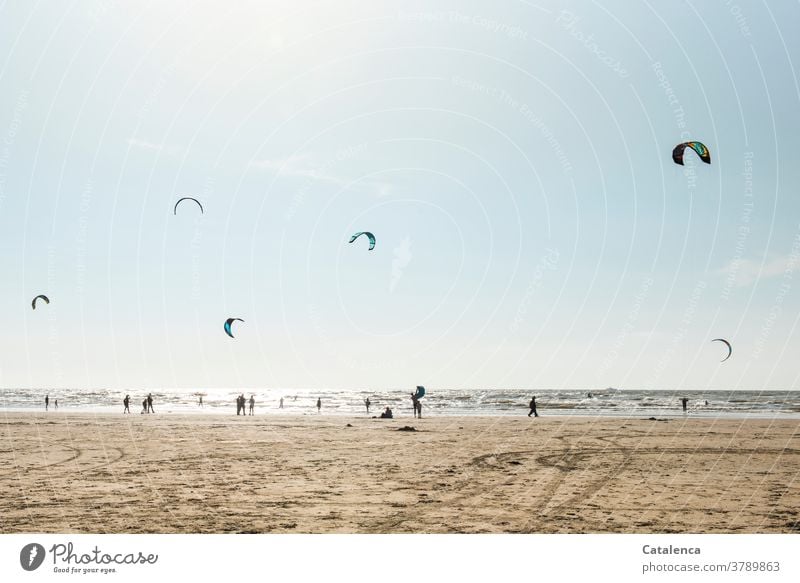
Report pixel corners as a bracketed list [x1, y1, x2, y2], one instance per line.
[365, 397, 371, 414]
[199, 395, 203, 407]
[528, 396, 539, 417]
[236, 394, 243, 415]
[54, 399, 58, 410]
[142, 397, 148, 414]
[417, 399, 422, 419]
[279, 397, 284, 409]
[379, 407, 393, 419]
[411, 393, 419, 418]
[123, 395, 130, 414]
[45, 395, 49, 411]
[147, 393, 155, 414]
[249, 395, 255, 416]
[317, 398, 322, 413]
[681, 397, 689, 412]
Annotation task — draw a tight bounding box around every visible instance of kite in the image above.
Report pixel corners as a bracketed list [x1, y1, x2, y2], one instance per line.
[672, 142, 711, 165]
[711, 338, 732, 362]
[174, 197, 204, 215]
[31, 295, 49, 310]
[224, 318, 244, 338]
[349, 232, 376, 251]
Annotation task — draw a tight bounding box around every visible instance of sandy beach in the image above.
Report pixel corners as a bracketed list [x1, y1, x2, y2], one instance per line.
[1, 413, 798, 533]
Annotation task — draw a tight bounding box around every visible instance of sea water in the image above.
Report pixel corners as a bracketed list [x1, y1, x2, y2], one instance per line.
[2, 387, 800, 418]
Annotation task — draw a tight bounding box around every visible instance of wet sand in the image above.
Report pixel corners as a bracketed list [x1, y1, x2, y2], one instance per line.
[1, 413, 798, 533]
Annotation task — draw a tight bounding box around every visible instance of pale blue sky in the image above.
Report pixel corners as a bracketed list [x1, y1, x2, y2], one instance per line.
[1, 0, 799, 390]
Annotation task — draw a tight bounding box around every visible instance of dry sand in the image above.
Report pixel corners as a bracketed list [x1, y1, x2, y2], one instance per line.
[1, 413, 799, 533]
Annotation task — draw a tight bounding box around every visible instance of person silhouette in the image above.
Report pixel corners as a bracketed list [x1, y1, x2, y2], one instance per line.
[249, 395, 255, 416]
[365, 397, 371, 414]
[279, 397, 284, 409]
[681, 397, 689, 412]
[123, 395, 130, 414]
[528, 396, 539, 417]
[316, 398, 321, 413]
[45, 395, 49, 411]
[147, 393, 155, 414]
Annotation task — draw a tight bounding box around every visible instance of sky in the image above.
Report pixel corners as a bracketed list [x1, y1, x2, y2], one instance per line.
[0, 0, 799, 391]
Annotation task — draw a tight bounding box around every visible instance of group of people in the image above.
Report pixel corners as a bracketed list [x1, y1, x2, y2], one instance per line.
[236, 394, 255, 415]
[44, 395, 58, 411]
[121, 393, 154, 414]
[112, 392, 702, 417]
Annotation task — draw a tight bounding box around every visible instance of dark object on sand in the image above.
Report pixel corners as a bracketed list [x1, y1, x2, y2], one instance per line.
[397, 426, 417, 432]
[346, 423, 353, 427]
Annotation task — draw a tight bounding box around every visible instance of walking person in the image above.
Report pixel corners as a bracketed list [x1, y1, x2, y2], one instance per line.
[147, 393, 155, 414]
[316, 398, 321, 414]
[249, 395, 255, 416]
[54, 399, 58, 410]
[45, 395, 49, 411]
[528, 396, 539, 417]
[123, 395, 130, 414]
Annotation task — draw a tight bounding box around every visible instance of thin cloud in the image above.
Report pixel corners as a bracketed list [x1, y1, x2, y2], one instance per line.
[250, 153, 393, 196]
[127, 137, 164, 152]
[715, 255, 799, 287]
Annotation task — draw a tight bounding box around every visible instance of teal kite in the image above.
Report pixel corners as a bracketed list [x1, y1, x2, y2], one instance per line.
[349, 232, 376, 251]
[224, 318, 244, 338]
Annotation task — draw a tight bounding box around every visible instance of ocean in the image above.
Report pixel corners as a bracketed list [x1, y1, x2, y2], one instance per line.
[2, 387, 800, 418]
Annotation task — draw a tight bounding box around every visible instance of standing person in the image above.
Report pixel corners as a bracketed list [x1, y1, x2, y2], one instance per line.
[147, 393, 155, 414]
[411, 393, 419, 418]
[316, 398, 321, 414]
[365, 397, 371, 414]
[279, 397, 284, 409]
[199, 395, 203, 408]
[123, 395, 130, 414]
[249, 395, 255, 416]
[45, 395, 49, 411]
[142, 397, 148, 414]
[681, 397, 689, 412]
[528, 396, 539, 418]
[236, 395, 242, 415]
[54, 399, 58, 410]
[416, 399, 422, 419]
